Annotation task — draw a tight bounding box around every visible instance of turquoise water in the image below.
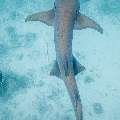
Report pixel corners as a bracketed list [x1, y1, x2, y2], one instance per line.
[0, 0, 120, 120]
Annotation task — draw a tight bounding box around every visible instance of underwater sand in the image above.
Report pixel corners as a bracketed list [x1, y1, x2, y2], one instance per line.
[0, 0, 120, 120]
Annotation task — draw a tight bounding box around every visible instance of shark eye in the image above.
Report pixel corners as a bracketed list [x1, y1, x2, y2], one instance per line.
[54, 3, 56, 9]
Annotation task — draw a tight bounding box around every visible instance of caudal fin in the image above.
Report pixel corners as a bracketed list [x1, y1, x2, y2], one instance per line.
[64, 75, 83, 120]
[50, 57, 84, 120]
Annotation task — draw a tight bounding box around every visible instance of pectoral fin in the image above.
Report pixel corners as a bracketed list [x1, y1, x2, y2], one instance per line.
[25, 9, 54, 26]
[74, 13, 103, 34]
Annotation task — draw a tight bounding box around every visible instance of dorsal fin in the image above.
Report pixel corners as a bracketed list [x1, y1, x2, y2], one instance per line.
[74, 13, 103, 34]
[25, 9, 54, 26]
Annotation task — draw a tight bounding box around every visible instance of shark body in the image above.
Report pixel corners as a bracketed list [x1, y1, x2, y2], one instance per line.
[25, 0, 103, 120]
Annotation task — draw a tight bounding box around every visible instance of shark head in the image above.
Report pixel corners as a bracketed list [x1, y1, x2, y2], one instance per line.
[54, 0, 80, 16]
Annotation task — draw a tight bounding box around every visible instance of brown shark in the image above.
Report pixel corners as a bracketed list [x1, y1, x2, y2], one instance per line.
[25, 0, 103, 119]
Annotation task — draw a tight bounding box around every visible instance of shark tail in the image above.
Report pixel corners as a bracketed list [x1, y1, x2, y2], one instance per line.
[64, 75, 83, 120]
[50, 56, 85, 120]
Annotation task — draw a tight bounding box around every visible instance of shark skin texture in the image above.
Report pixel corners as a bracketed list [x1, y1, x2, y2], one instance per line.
[25, 0, 103, 120]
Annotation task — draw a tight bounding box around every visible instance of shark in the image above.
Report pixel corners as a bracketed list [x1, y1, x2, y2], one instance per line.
[25, 0, 103, 119]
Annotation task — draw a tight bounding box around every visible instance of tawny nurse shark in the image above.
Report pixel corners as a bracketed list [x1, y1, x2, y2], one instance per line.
[25, 0, 103, 119]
